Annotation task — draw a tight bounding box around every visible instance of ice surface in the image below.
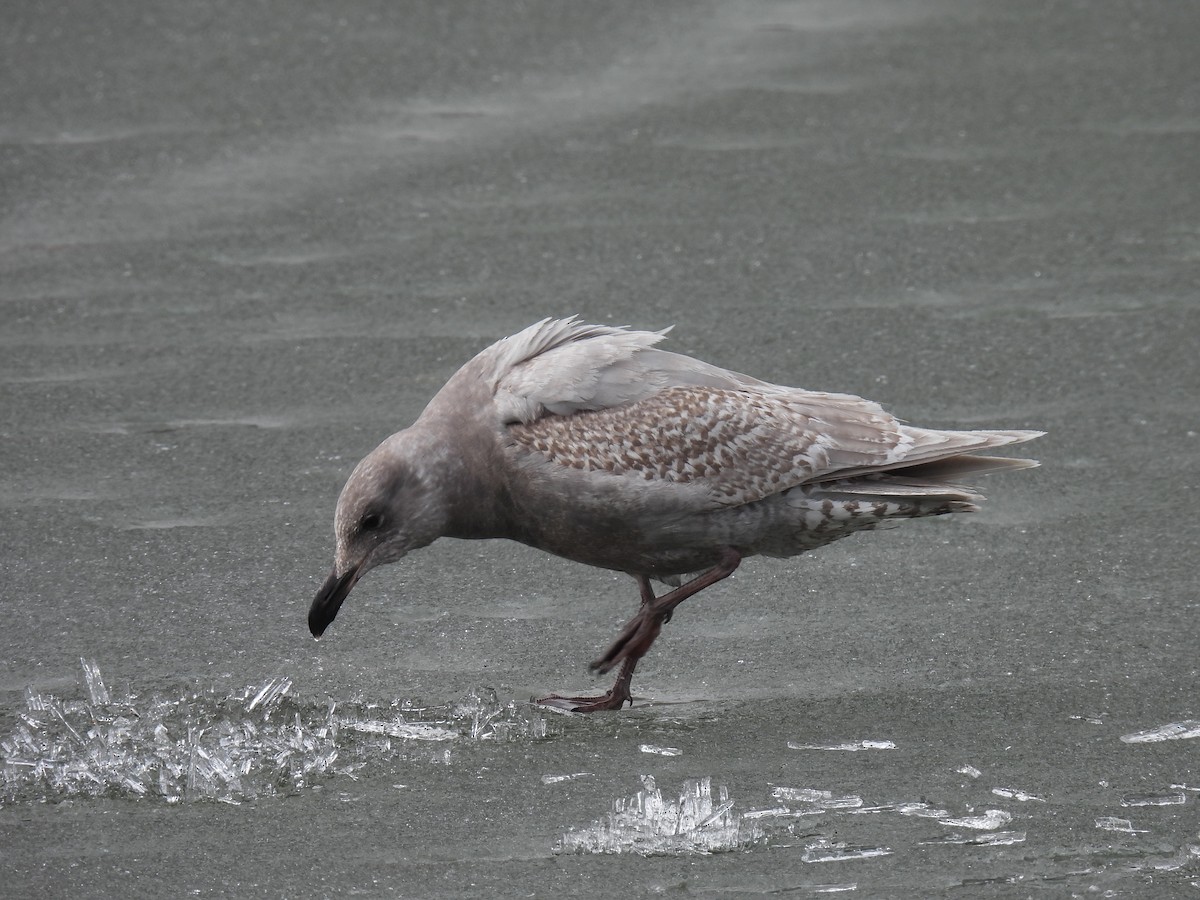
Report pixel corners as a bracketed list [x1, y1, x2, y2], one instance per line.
[942, 809, 1013, 829]
[774, 787, 834, 803]
[556, 776, 761, 855]
[1120, 791, 1187, 807]
[80, 657, 111, 705]
[772, 786, 863, 810]
[920, 831, 1026, 846]
[1, 661, 553, 805]
[638, 744, 682, 756]
[541, 772, 592, 785]
[801, 838, 892, 863]
[742, 806, 794, 820]
[956, 764, 982, 779]
[895, 801, 950, 819]
[787, 740, 896, 752]
[991, 787, 1045, 802]
[1095, 816, 1150, 834]
[1120, 721, 1200, 743]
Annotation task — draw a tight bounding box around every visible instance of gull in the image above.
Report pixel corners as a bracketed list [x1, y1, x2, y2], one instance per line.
[308, 317, 1042, 712]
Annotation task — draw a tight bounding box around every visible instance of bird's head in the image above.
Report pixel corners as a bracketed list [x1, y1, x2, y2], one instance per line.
[308, 431, 448, 637]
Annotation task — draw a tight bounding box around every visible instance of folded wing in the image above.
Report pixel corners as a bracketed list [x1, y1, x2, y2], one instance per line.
[486, 318, 1040, 508]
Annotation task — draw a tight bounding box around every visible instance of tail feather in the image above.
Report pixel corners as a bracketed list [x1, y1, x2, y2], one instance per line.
[891, 453, 1040, 481]
[829, 477, 982, 503]
[807, 428, 1044, 485]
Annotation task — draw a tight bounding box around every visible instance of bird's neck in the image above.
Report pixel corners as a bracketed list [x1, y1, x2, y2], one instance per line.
[412, 404, 520, 543]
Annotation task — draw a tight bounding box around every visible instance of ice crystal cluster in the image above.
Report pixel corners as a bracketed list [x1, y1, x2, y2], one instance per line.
[1, 659, 549, 805]
[557, 775, 760, 855]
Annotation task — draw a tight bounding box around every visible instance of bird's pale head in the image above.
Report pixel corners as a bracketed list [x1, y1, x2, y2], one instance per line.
[308, 431, 448, 637]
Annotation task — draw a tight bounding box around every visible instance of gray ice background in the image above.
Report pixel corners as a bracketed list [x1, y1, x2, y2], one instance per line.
[2, 0, 1198, 896]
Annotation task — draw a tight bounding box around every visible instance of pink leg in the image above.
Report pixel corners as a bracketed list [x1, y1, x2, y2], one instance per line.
[536, 655, 639, 713]
[535, 549, 742, 713]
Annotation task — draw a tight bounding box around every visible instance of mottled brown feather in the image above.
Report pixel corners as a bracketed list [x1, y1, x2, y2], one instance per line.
[508, 385, 905, 507]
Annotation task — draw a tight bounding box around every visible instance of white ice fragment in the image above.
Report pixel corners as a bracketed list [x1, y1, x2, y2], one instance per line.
[771, 787, 862, 809]
[742, 806, 792, 819]
[24, 686, 51, 713]
[821, 795, 864, 810]
[80, 658, 111, 706]
[774, 787, 833, 803]
[742, 805, 827, 819]
[697, 799, 736, 828]
[3, 674, 552, 805]
[342, 720, 458, 742]
[1120, 721, 1200, 743]
[1095, 816, 1149, 834]
[896, 802, 949, 819]
[971, 831, 1026, 846]
[920, 831, 1026, 846]
[246, 677, 292, 712]
[639, 744, 682, 756]
[942, 809, 1012, 829]
[802, 838, 892, 863]
[556, 777, 759, 856]
[956, 765, 982, 779]
[810, 886, 858, 894]
[1121, 791, 1186, 807]
[991, 787, 1046, 802]
[787, 740, 896, 752]
[542, 772, 593, 784]
[51, 706, 85, 746]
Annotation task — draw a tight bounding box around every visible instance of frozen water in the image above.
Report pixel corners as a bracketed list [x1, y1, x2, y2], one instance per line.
[895, 802, 950, 819]
[1, 661, 553, 805]
[1095, 816, 1150, 834]
[956, 765, 982, 779]
[1120, 721, 1200, 743]
[801, 839, 892, 863]
[80, 657, 111, 705]
[941, 809, 1013, 829]
[772, 786, 863, 809]
[786, 740, 896, 752]
[541, 772, 592, 785]
[638, 744, 682, 756]
[991, 787, 1045, 802]
[1121, 791, 1183, 810]
[556, 776, 760, 855]
[774, 787, 834, 803]
[920, 831, 1026, 847]
[742, 806, 794, 820]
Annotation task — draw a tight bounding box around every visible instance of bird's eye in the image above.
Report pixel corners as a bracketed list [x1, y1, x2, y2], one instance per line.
[360, 512, 383, 532]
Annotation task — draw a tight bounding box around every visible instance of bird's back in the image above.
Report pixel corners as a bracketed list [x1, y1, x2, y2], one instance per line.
[420, 318, 1040, 575]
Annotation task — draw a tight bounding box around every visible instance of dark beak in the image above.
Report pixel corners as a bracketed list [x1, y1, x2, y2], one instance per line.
[308, 566, 361, 637]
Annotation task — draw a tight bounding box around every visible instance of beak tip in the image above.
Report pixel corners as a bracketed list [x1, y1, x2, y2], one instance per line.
[308, 566, 357, 639]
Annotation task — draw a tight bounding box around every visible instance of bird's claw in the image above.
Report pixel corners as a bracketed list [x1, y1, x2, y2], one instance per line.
[535, 690, 631, 713]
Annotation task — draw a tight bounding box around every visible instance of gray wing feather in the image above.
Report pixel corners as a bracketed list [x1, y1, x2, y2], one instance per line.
[486, 318, 1041, 508]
